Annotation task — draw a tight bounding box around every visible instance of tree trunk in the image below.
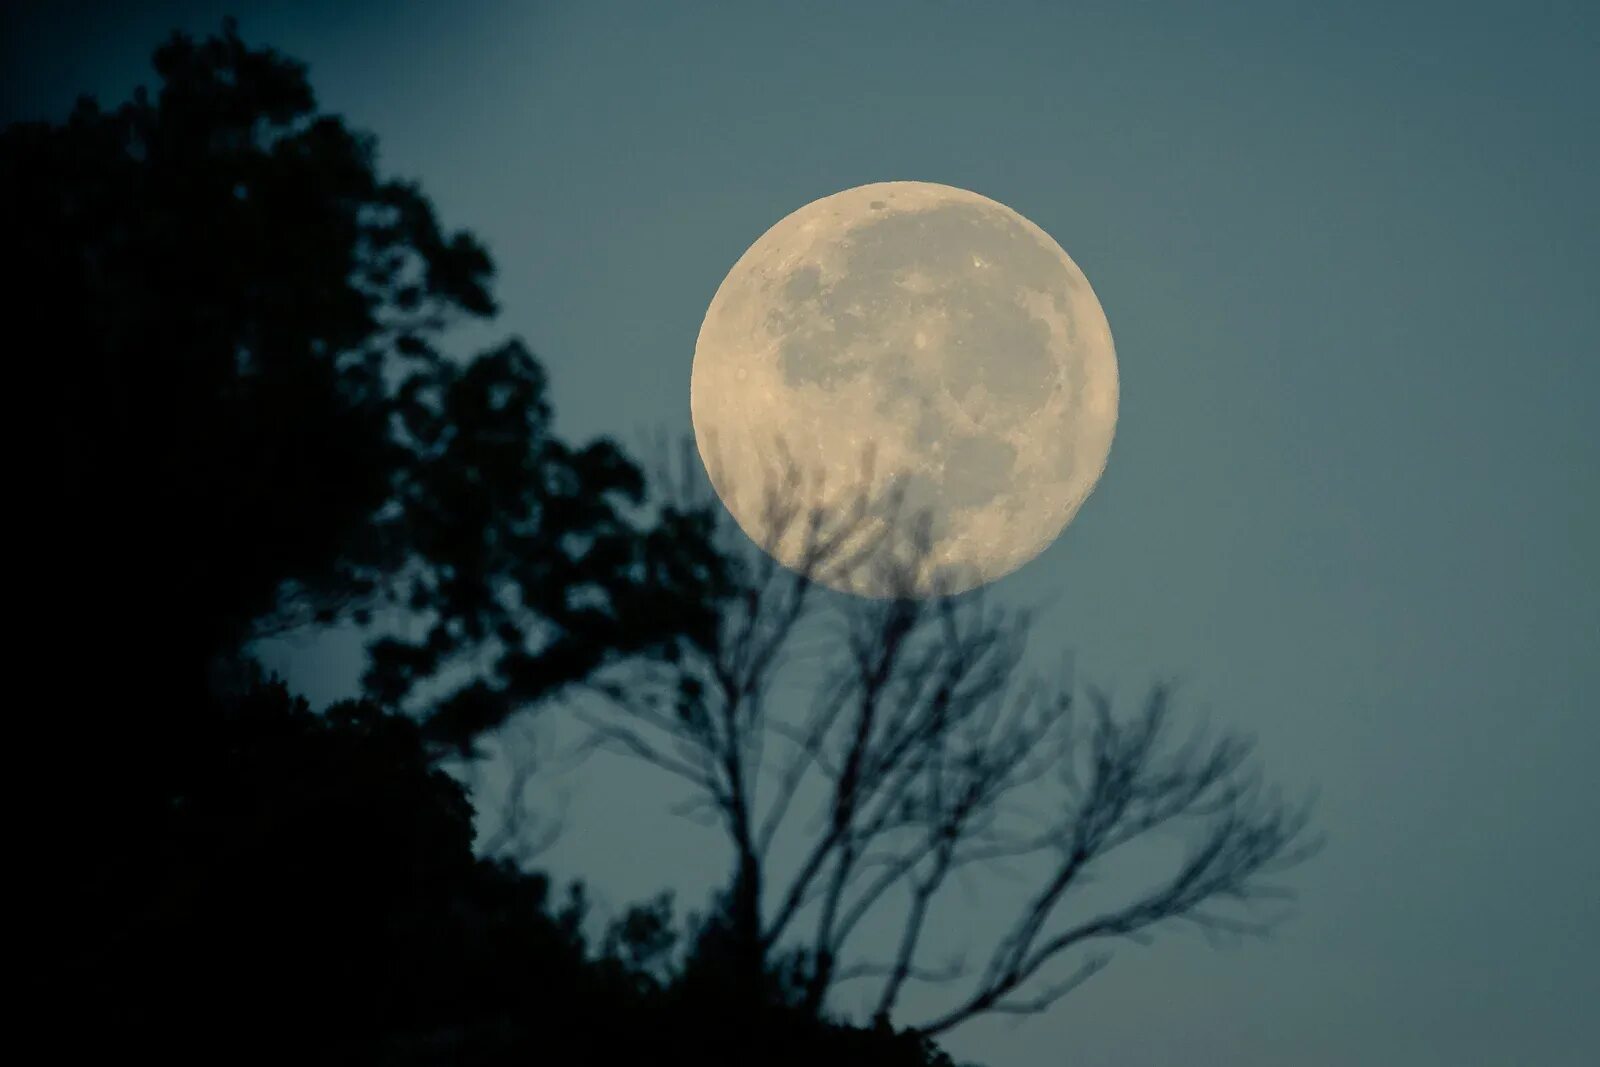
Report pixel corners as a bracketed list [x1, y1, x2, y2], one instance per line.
[729, 846, 765, 1012]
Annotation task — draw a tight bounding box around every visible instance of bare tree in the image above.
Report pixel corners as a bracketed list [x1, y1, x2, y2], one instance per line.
[571, 434, 1319, 1036]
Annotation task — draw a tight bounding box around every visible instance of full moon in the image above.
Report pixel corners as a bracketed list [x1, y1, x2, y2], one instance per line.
[690, 181, 1118, 598]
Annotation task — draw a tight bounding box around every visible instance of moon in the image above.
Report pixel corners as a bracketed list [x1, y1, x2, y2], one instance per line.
[690, 181, 1117, 598]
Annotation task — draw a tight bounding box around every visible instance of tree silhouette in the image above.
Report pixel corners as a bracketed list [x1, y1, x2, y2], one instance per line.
[574, 438, 1321, 1036]
[11, 14, 723, 987]
[11, 18, 727, 740]
[75, 673, 964, 1064]
[16, 21, 975, 1064]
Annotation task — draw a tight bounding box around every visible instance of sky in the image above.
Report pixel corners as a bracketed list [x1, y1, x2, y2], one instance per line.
[7, 2, 1598, 1064]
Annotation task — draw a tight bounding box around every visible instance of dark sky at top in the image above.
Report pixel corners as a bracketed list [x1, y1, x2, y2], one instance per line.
[7, 2, 1597, 1065]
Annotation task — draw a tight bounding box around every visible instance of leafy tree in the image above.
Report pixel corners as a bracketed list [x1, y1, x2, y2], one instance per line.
[16, 21, 969, 1064]
[80, 676, 964, 1065]
[10, 19, 728, 980]
[10, 18, 726, 739]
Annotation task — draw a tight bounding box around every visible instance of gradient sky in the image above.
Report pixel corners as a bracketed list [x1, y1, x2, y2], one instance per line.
[8, 2, 1598, 1064]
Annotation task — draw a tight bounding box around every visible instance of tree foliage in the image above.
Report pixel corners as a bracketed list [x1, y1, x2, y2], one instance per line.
[15, 21, 975, 1064]
[82, 677, 960, 1065]
[11, 18, 727, 746]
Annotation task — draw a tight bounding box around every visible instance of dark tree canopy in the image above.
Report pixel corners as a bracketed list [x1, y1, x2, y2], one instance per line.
[83, 678, 961, 1065]
[11, 19, 727, 744]
[18, 21, 970, 1065]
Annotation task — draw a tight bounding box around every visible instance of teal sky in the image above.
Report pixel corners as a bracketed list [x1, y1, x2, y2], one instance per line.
[8, 2, 1597, 1064]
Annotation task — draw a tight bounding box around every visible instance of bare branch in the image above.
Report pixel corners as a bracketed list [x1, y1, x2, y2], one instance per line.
[834, 955, 967, 987]
[981, 954, 1110, 1018]
[585, 431, 1319, 1036]
[913, 698, 1319, 1036]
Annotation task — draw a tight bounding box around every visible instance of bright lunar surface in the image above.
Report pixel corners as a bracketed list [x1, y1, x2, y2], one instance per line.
[690, 181, 1118, 598]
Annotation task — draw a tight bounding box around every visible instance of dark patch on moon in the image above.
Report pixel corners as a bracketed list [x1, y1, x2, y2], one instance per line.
[880, 467, 952, 547]
[769, 201, 1066, 411]
[879, 429, 1016, 549]
[911, 402, 945, 449]
[783, 264, 822, 302]
[940, 433, 1017, 509]
[770, 264, 870, 388]
[937, 294, 1055, 424]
